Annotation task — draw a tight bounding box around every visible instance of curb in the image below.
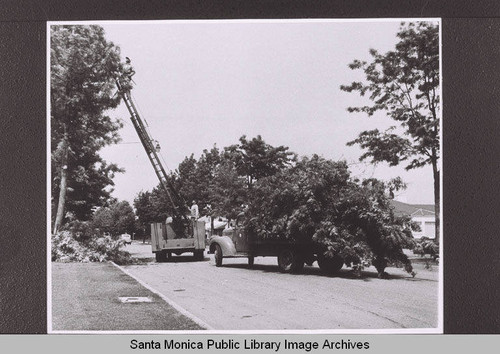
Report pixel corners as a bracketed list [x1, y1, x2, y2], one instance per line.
[110, 261, 214, 330]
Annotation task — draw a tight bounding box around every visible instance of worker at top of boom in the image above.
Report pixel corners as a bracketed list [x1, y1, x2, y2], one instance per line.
[123, 57, 136, 78]
[119, 57, 136, 92]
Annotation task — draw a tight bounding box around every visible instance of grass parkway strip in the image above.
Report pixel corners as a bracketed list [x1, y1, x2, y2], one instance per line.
[51, 262, 205, 331]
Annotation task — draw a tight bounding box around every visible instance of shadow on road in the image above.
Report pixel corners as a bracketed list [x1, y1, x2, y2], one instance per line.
[219, 262, 431, 282]
[128, 254, 211, 264]
[128, 245, 437, 282]
[162, 255, 211, 263]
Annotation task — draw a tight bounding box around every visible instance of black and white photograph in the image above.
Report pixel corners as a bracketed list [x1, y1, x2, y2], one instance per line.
[49, 19, 442, 333]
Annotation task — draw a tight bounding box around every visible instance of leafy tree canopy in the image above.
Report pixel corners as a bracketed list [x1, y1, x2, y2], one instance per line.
[136, 136, 295, 225]
[92, 200, 136, 236]
[341, 22, 439, 171]
[340, 21, 440, 243]
[133, 189, 173, 235]
[224, 135, 297, 187]
[51, 25, 125, 226]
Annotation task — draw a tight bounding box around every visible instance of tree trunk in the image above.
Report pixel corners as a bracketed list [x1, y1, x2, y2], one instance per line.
[432, 158, 440, 245]
[53, 137, 69, 234]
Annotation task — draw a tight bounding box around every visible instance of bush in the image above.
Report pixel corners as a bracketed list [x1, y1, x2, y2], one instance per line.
[52, 231, 134, 265]
[413, 237, 439, 259]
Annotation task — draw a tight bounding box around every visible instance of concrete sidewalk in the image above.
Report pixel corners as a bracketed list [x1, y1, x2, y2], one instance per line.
[51, 262, 205, 331]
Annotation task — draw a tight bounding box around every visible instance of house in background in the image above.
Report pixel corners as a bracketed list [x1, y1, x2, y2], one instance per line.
[390, 200, 436, 239]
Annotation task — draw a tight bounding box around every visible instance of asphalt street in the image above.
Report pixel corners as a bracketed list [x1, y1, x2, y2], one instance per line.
[122, 242, 440, 331]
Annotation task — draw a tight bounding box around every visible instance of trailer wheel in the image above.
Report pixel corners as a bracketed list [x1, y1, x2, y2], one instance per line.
[248, 256, 255, 268]
[317, 254, 344, 275]
[155, 251, 167, 263]
[214, 244, 223, 267]
[278, 249, 304, 273]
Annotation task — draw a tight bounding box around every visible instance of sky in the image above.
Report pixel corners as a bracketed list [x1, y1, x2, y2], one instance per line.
[92, 19, 440, 207]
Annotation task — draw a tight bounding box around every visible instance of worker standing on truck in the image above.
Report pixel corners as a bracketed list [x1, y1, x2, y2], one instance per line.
[190, 201, 199, 219]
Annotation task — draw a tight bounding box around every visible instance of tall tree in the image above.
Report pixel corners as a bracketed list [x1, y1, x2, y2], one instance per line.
[195, 145, 223, 210]
[51, 25, 124, 233]
[92, 200, 136, 236]
[175, 154, 201, 208]
[135, 136, 295, 224]
[210, 135, 295, 220]
[224, 135, 296, 187]
[133, 191, 155, 235]
[209, 161, 248, 221]
[133, 186, 176, 235]
[174, 145, 223, 213]
[340, 22, 440, 241]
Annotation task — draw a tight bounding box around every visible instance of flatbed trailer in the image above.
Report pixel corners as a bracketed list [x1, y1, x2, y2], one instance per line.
[208, 224, 344, 274]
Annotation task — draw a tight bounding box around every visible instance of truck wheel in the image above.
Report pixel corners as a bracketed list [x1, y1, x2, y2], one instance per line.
[248, 256, 255, 268]
[155, 251, 167, 263]
[317, 254, 344, 275]
[214, 244, 223, 267]
[278, 249, 304, 273]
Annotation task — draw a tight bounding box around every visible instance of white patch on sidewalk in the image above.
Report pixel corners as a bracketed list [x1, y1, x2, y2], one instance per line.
[118, 297, 153, 303]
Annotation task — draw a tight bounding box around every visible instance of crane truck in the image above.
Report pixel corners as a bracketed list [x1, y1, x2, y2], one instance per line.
[116, 78, 205, 262]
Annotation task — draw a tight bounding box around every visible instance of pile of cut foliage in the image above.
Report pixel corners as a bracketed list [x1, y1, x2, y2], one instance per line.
[243, 155, 416, 277]
[51, 221, 134, 265]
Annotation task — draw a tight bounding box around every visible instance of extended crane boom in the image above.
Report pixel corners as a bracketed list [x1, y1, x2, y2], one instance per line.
[115, 75, 205, 261]
[116, 80, 188, 222]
